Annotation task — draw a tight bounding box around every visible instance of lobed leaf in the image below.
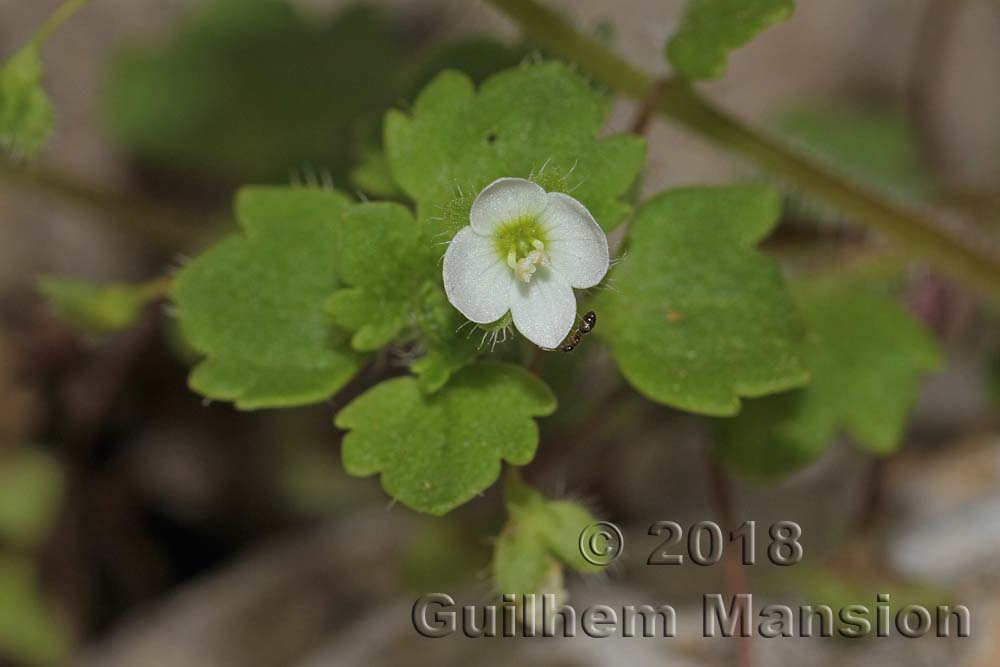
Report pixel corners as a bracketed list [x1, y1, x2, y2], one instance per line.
[597, 185, 809, 416]
[325, 202, 436, 351]
[716, 282, 941, 478]
[666, 0, 795, 80]
[173, 187, 365, 410]
[335, 362, 556, 515]
[385, 61, 646, 232]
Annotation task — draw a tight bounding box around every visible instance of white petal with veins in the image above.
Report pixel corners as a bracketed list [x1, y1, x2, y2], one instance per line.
[510, 268, 577, 349]
[443, 227, 513, 323]
[539, 192, 610, 289]
[469, 177, 547, 235]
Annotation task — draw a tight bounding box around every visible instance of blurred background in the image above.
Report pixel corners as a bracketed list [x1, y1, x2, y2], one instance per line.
[1, 0, 1000, 665]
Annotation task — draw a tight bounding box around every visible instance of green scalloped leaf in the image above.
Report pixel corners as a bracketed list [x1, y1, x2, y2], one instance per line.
[597, 185, 808, 416]
[666, 0, 795, 80]
[385, 62, 646, 231]
[716, 282, 941, 478]
[173, 186, 365, 410]
[350, 36, 530, 199]
[325, 202, 435, 351]
[335, 362, 556, 515]
[0, 45, 52, 158]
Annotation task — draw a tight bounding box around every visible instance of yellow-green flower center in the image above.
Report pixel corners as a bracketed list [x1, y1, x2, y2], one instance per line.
[492, 216, 550, 283]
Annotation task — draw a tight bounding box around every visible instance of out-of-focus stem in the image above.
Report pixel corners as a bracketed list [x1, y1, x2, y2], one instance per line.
[707, 455, 752, 667]
[31, 0, 96, 49]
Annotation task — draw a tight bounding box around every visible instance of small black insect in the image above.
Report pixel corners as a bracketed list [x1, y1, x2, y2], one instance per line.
[560, 311, 597, 352]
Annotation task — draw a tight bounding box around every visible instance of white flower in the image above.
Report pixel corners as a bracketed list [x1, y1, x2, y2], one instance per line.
[443, 177, 610, 349]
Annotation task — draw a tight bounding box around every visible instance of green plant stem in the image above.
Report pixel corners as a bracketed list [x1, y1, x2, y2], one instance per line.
[485, 0, 1000, 300]
[0, 160, 214, 252]
[31, 0, 95, 49]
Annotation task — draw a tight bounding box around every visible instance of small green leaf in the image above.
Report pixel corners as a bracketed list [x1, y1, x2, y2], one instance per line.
[411, 340, 481, 394]
[350, 36, 530, 199]
[772, 107, 931, 200]
[385, 62, 646, 231]
[494, 476, 601, 595]
[0, 555, 71, 666]
[0, 449, 64, 548]
[0, 45, 52, 158]
[325, 202, 435, 351]
[666, 0, 795, 80]
[597, 185, 808, 416]
[716, 282, 941, 478]
[38, 276, 164, 336]
[335, 362, 556, 515]
[410, 284, 482, 393]
[173, 186, 365, 410]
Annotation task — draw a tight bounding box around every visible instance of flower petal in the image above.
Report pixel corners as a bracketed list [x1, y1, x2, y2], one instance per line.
[443, 226, 513, 323]
[539, 192, 610, 289]
[469, 177, 547, 235]
[510, 268, 577, 349]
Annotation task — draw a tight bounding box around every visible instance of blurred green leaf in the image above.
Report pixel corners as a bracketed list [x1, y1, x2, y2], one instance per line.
[0, 555, 71, 665]
[0, 449, 64, 548]
[772, 107, 932, 200]
[0, 45, 52, 158]
[104, 0, 399, 183]
[38, 276, 165, 336]
[385, 62, 645, 231]
[717, 282, 941, 478]
[325, 202, 436, 351]
[666, 0, 795, 80]
[173, 186, 365, 410]
[335, 362, 556, 515]
[597, 185, 809, 416]
[494, 474, 601, 596]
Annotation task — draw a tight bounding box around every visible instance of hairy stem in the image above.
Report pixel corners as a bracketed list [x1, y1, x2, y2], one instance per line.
[485, 0, 1000, 300]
